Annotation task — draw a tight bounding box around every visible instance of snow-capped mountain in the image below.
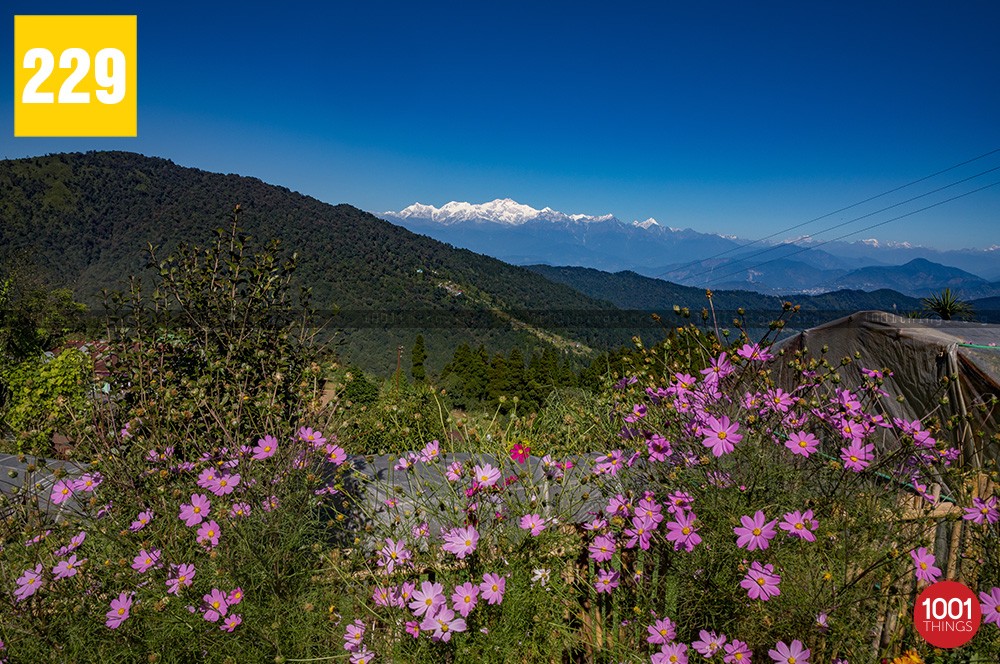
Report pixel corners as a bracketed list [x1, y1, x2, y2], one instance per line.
[385, 198, 617, 226]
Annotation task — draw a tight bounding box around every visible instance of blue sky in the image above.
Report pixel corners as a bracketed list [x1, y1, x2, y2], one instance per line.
[4, 1, 1000, 250]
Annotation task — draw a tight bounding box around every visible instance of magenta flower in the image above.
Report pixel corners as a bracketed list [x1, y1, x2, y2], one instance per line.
[734, 511, 778, 551]
[298, 426, 327, 448]
[129, 510, 153, 532]
[480, 573, 506, 605]
[963, 496, 999, 525]
[666, 491, 693, 514]
[594, 450, 625, 475]
[605, 493, 631, 517]
[252, 435, 278, 460]
[445, 461, 464, 481]
[737, 342, 774, 362]
[377, 538, 412, 574]
[420, 606, 467, 642]
[769, 639, 810, 663]
[979, 586, 1000, 627]
[131, 548, 161, 574]
[179, 493, 211, 526]
[409, 581, 445, 617]
[50, 479, 74, 506]
[624, 515, 655, 550]
[780, 509, 818, 541]
[166, 563, 196, 595]
[442, 525, 479, 559]
[652, 643, 688, 664]
[692, 630, 727, 657]
[262, 495, 279, 511]
[420, 439, 441, 463]
[472, 463, 501, 488]
[785, 431, 819, 457]
[350, 648, 376, 664]
[344, 619, 366, 651]
[227, 587, 243, 605]
[325, 443, 347, 465]
[509, 442, 530, 464]
[701, 352, 733, 383]
[220, 614, 242, 632]
[202, 588, 229, 622]
[588, 533, 616, 563]
[520, 513, 546, 536]
[741, 561, 781, 601]
[636, 497, 664, 525]
[594, 569, 620, 594]
[702, 415, 742, 457]
[646, 617, 677, 645]
[647, 434, 672, 462]
[14, 564, 44, 601]
[910, 547, 941, 583]
[724, 639, 753, 663]
[53, 554, 85, 580]
[451, 581, 480, 617]
[230, 502, 251, 518]
[105, 592, 133, 629]
[72, 472, 103, 492]
[665, 511, 702, 552]
[207, 472, 240, 497]
[840, 441, 874, 472]
[196, 467, 219, 490]
[197, 520, 221, 549]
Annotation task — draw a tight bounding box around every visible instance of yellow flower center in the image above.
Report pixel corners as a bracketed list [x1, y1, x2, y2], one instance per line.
[491, 584, 499, 592]
[752, 528, 761, 536]
[193, 506, 201, 514]
[756, 577, 766, 586]
[718, 432, 727, 440]
[117, 608, 125, 616]
[795, 522, 803, 530]
[682, 527, 691, 535]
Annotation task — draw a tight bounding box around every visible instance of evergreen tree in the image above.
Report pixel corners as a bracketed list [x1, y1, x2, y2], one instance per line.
[411, 334, 427, 382]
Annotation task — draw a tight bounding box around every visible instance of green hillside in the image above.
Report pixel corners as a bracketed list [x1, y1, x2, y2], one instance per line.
[0, 152, 621, 373]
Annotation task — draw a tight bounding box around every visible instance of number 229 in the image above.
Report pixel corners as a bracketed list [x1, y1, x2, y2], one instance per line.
[22, 47, 126, 105]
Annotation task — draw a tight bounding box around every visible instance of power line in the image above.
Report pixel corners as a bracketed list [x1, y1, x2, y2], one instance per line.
[699, 178, 1000, 288]
[655, 147, 1000, 281]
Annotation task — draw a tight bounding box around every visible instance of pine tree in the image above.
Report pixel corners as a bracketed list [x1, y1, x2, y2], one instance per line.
[411, 334, 427, 382]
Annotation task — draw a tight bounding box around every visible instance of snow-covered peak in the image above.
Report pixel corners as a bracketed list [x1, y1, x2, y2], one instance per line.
[385, 198, 617, 226]
[632, 217, 660, 229]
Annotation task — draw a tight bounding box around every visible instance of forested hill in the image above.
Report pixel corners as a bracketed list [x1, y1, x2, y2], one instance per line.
[0, 152, 620, 373]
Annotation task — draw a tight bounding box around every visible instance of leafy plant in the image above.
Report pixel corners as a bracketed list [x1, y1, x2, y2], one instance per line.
[921, 288, 975, 321]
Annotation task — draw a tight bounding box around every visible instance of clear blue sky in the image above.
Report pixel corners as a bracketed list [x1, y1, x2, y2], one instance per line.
[4, 1, 1000, 250]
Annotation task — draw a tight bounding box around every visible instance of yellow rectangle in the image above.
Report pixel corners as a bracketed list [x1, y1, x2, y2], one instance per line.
[14, 15, 137, 137]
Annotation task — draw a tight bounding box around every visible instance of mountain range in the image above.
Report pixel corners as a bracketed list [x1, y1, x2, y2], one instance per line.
[382, 199, 1000, 298]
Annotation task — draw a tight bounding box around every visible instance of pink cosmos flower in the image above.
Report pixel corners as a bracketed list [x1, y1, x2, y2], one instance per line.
[472, 463, 501, 488]
[50, 479, 74, 505]
[445, 461, 464, 482]
[252, 435, 278, 460]
[196, 467, 219, 490]
[785, 431, 819, 457]
[647, 434, 672, 462]
[179, 493, 211, 526]
[298, 426, 327, 448]
[15, 564, 44, 601]
[841, 441, 874, 472]
[480, 573, 506, 604]
[207, 472, 240, 497]
[665, 511, 702, 552]
[588, 533, 616, 563]
[451, 581, 479, 617]
[166, 563, 196, 595]
[737, 342, 774, 362]
[197, 520, 221, 549]
[979, 586, 1000, 627]
[701, 352, 733, 383]
[419, 439, 441, 463]
[420, 606, 467, 642]
[202, 588, 229, 622]
[666, 491, 693, 514]
[520, 513, 546, 536]
[636, 497, 664, 525]
[624, 404, 647, 423]
[409, 581, 445, 617]
[769, 639, 810, 664]
[734, 511, 777, 551]
[230, 502, 251, 518]
[509, 442, 530, 464]
[130, 510, 154, 532]
[780, 509, 818, 541]
[594, 569, 620, 594]
[624, 515, 655, 550]
[724, 639, 753, 663]
[228, 588, 243, 605]
[702, 415, 742, 457]
[646, 617, 677, 644]
[350, 648, 376, 664]
[72, 472, 103, 492]
[594, 450, 625, 475]
[692, 630, 727, 657]
[325, 443, 347, 465]
[741, 561, 781, 601]
[377, 538, 412, 574]
[262, 495, 279, 512]
[53, 554, 85, 580]
[963, 496, 999, 525]
[910, 547, 941, 583]
[652, 643, 688, 664]
[344, 619, 366, 651]
[442, 525, 479, 559]
[131, 548, 161, 573]
[220, 614, 242, 632]
[105, 592, 133, 629]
